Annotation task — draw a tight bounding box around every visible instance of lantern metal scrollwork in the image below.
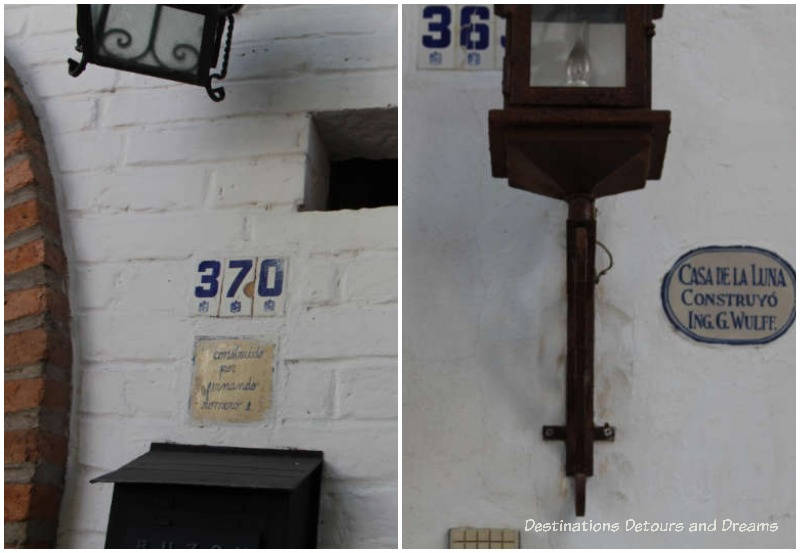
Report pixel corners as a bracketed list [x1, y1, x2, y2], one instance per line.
[68, 4, 241, 101]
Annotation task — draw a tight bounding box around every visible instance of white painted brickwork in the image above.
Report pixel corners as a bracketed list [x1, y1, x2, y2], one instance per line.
[5, 4, 397, 547]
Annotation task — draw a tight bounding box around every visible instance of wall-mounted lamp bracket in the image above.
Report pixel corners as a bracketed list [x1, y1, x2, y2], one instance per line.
[542, 423, 615, 442]
[489, 3, 669, 518]
[488, 109, 670, 516]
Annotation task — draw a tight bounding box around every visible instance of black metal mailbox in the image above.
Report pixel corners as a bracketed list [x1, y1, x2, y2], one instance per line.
[91, 443, 323, 548]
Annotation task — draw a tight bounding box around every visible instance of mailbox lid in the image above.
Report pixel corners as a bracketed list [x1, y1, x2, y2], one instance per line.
[90, 443, 323, 491]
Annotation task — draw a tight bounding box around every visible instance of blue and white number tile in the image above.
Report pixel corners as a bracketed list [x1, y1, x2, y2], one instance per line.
[189, 256, 288, 318]
[417, 4, 504, 71]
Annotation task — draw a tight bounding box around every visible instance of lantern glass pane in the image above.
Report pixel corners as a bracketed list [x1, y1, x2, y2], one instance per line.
[529, 5, 625, 88]
[90, 5, 205, 78]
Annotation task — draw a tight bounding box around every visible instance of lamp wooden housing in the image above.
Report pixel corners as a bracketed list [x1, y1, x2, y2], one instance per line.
[488, 4, 670, 516]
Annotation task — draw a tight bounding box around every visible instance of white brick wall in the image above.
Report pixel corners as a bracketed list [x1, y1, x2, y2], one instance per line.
[5, 4, 397, 548]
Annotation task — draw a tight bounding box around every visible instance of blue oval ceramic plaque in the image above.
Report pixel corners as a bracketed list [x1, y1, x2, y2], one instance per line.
[661, 246, 795, 345]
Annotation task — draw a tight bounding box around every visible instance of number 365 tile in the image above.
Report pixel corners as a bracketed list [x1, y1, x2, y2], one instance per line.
[417, 5, 505, 70]
[189, 257, 288, 318]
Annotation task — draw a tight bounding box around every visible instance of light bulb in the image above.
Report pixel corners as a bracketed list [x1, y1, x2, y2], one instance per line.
[566, 21, 590, 87]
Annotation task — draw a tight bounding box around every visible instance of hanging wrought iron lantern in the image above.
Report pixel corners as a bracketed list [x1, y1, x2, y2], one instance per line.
[68, 5, 241, 101]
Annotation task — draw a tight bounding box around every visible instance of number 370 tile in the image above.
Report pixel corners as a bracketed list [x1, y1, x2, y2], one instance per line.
[189, 257, 287, 318]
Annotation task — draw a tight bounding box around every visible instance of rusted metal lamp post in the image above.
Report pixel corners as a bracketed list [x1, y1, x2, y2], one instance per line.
[489, 5, 670, 516]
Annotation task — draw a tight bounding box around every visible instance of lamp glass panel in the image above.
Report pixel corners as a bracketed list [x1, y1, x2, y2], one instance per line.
[90, 5, 205, 76]
[529, 5, 625, 87]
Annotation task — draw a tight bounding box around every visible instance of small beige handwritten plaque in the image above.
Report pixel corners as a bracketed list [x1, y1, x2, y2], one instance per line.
[191, 337, 273, 422]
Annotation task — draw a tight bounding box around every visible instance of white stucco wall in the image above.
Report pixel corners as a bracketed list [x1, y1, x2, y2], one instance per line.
[5, 5, 397, 548]
[403, 5, 794, 548]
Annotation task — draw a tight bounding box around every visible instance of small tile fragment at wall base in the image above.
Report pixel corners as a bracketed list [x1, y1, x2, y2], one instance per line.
[449, 527, 520, 549]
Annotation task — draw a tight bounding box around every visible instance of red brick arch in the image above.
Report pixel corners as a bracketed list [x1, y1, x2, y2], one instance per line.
[4, 59, 72, 548]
